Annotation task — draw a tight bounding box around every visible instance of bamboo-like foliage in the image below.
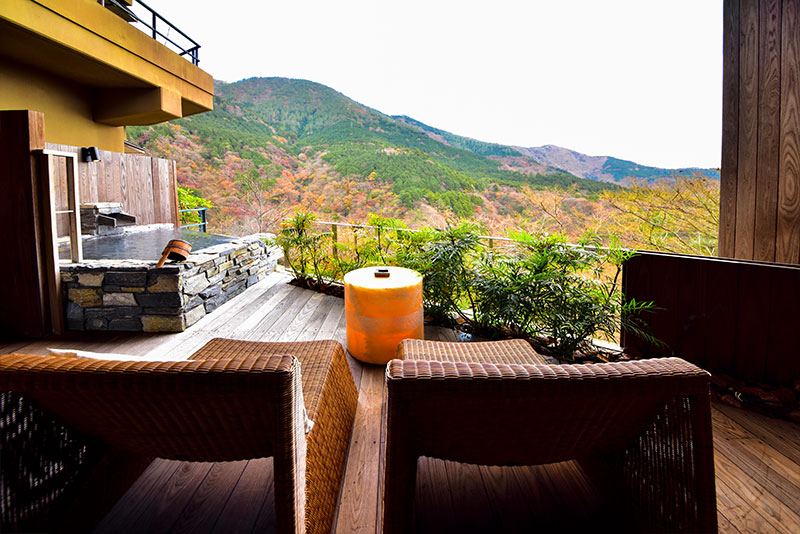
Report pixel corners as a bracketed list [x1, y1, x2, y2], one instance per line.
[272, 211, 660, 361]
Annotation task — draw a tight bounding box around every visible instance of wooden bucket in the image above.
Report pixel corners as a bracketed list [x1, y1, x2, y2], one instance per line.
[155, 239, 192, 268]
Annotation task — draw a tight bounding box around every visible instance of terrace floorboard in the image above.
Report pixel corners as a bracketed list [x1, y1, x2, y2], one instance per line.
[4, 271, 799, 533]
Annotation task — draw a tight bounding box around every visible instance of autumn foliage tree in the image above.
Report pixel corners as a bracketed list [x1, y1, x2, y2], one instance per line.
[598, 174, 720, 256]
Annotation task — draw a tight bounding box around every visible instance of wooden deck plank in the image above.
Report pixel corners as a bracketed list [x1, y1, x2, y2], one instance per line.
[247, 288, 317, 341]
[94, 459, 183, 533]
[290, 294, 337, 342]
[191, 274, 288, 332]
[718, 509, 742, 534]
[715, 445, 800, 534]
[236, 286, 311, 340]
[274, 292, 327, 342]
[120, 462, 214, 533]
[316, 298, 345, 341]
[413, 457, 457, 533]
[169, 461, 249, 534]
[711, 407, 800, 514]
[716, 477, 784, 534]
[714, 402, 800, 466]
[334, 366, 384, 534]
[211, 458, 274, 534]
[478, 465, 537, 532]
[442, 460, 495, 532]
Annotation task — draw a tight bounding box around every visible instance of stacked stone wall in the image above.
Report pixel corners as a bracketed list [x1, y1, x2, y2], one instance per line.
[61, 235, 280, 332]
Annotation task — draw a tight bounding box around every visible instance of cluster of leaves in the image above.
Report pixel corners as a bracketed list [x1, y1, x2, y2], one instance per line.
[273, 212, 430, 285]
[176, 186, 212, 227]
[599, 174, 720, 255]
[273, 211, 659, 362]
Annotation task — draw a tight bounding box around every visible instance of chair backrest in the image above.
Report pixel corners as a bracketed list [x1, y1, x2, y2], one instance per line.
[386, 357, 711, 466]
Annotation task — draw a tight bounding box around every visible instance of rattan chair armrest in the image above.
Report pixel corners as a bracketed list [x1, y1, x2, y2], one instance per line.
[0, 352, 293, 378]
[387, 357, 709, 386]
[0, 353, 302, 462]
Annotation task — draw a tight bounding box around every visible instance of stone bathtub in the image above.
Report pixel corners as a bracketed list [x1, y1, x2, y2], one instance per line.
[60, 229, 281, 333]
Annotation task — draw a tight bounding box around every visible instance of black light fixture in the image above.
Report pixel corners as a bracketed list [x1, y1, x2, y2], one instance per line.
[81, 146, 102, 162]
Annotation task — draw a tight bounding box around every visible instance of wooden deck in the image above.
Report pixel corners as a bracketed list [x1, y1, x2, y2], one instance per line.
[3, 270, 800, 533]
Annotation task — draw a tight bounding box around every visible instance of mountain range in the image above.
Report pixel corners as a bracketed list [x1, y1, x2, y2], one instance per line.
[127, 77, 718, 234]
[394, 115, 719, 184]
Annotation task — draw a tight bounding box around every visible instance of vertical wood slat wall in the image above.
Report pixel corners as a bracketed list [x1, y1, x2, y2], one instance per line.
[46, 143, 178, 236]
[721, 0, 800, 264]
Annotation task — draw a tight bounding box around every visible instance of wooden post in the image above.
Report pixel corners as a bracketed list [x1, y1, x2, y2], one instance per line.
[38, 152, 64, 334]
[170, 159, 180, 228]
[331, 223, 339, 261]
[65, 152, 83, 262]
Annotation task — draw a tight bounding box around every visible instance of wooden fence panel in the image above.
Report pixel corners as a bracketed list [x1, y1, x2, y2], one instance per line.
[623, 251, 800, 385]
[151, 158, 171, 224]
[45, 143, 178, 235]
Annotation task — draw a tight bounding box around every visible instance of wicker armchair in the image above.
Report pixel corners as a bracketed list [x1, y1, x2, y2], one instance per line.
[384, 339, 717, 533]
[0, 338, 358, 534]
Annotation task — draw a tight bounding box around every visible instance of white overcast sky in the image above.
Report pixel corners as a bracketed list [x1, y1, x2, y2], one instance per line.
[151, 0, 722, 169]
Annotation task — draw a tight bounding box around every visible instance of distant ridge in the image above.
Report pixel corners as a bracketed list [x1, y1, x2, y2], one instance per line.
[515, 144, 719, 184]
[395, 115, 719, 184]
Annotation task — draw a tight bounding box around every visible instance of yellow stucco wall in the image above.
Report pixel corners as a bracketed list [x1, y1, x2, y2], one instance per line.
[0, 0, 213, 151]
[1, 57, 125, 151]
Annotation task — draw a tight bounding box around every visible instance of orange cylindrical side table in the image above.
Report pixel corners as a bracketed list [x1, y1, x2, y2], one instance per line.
[344, 266, 424, 365]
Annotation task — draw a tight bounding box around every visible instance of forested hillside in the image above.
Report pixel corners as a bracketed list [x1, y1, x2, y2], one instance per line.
[128, 77, 720, 254]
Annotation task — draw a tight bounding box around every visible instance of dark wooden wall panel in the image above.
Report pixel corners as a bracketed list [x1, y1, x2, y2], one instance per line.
[675, 258, 708, 369]
[766, 266, 800, 383]
[45, 143, 179, 233]
[0, 111, 48, 338]
[623, 251, 800, 386]
[734, 264, 771, 379]
[703, 261, 739, 377]
[755, 0, 782, 262]
[720, 0, 741, 258]
[778, 0, 800, 263]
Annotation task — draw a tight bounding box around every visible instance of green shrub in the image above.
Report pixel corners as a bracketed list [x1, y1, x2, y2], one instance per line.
[177, 187, 212, 227]
[273, 210, 658, 361]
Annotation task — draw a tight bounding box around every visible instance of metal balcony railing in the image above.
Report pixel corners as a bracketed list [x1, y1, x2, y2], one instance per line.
[101, 0, 201, 65]
[179, 207, 208, 232]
